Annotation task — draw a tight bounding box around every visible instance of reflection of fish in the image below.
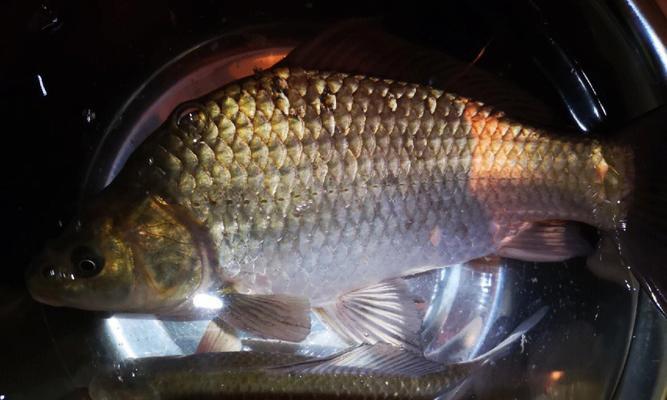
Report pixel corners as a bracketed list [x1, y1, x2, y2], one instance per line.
[26, 45, 667, 344]
[89, 310, 543, 400]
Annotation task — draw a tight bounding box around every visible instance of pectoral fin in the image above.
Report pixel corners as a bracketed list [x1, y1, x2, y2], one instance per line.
[219, 293, 311, 342]
[496, 221, 593, 262]
[314, 279, 421, 350]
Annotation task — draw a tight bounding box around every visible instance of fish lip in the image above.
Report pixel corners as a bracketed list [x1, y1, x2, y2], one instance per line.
[25, 274, 65, 307]
[26, 287, 65, 307]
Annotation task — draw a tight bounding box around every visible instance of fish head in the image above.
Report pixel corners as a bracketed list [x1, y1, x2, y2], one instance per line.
[27, 192, 211, 314]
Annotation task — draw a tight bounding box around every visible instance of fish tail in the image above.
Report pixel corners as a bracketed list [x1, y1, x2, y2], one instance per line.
[613, 104, 667, 314]
[466, 306, 548, 367]
[424, 307, 548, 398]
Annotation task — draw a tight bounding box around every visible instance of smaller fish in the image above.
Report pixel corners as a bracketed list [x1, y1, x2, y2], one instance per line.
[88, 308, 547, 400]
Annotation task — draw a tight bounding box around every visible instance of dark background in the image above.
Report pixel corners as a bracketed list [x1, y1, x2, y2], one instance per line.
[1, 1, 665, 399]
[3, 0, 663, 289]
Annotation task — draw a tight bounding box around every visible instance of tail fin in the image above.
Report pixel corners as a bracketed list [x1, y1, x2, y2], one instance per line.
[615, 105, 667, 315]
[275, 307, 547, 377]
[467, 306, 548, 366]
[435, 306, 548, 400]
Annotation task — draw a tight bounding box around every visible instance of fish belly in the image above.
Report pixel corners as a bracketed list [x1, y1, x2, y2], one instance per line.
[217, 180, 500, 304]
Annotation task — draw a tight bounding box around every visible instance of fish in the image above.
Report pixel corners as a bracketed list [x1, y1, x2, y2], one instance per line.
[90, 346, 471, 400]
[87, 308, 545, 400]
[25, 56, 667, 346]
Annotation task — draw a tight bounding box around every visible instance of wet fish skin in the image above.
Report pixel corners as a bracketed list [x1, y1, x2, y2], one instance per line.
[88, 307, 548, 400]
[126, 67, 630, 301]
[26, 67, 632, 338]
[88, 350, 471, 400]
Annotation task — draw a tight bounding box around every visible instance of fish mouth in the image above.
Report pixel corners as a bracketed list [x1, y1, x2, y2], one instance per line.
[25, 279, 65, 307]
[25, 263, 66, 307]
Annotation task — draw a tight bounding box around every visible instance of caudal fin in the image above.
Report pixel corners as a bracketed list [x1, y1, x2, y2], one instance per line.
[467, 306, 548, 366]
[615, 105, 667, 314]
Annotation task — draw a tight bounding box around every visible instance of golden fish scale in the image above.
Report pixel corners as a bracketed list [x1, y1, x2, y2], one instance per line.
[145, 67, 619, 220]
[131, 68, 629, 295]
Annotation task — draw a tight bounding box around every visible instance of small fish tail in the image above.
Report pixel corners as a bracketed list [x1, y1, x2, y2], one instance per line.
[466, 306, 548, 367]
[614, 104, 667, 314]
[426, 307, 548, 399]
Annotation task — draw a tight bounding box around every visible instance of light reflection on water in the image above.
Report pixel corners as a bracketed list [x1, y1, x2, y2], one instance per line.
[99, 262, 513, 369]
[105, 316, 187, 359]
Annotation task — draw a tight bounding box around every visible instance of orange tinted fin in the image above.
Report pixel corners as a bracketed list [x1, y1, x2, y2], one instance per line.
[196, 319, 242, 353]
[496, 221, 593, 262]
[218, 293, 311, 342]
[314, 279, 421, 350]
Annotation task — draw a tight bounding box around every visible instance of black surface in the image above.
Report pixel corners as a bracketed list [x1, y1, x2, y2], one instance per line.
[5, 0, 664, 288]
[1, 1, 665, 399]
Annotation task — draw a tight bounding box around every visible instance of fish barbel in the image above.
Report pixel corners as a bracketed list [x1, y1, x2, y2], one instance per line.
[26, 66, 664, 345]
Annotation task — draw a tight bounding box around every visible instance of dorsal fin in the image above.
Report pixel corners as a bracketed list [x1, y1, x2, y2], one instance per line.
[272, 343, 444, 377]
[280, 19, 559, 126]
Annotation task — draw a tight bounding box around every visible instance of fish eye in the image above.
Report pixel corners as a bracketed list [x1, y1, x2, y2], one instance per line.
[70, 245, 104, 278]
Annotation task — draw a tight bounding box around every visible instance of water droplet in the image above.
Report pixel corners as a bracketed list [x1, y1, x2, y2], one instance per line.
[30, 3, 62, 33]
[57, 220, 63, 228]
[175, 103, 206, 132]
[147, 157, 154, 166]
[42, 266, 56, 278]
[293, 202, 311, 216]
[36, 74, 47, 96]
[82, 108, 96, 123]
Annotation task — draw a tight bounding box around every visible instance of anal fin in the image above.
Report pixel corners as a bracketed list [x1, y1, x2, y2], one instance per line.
[496, 221, 593, 262]
[196, 319, 242, 353]
[219, 293, 311, 342]
[314, 279, 421, 350]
